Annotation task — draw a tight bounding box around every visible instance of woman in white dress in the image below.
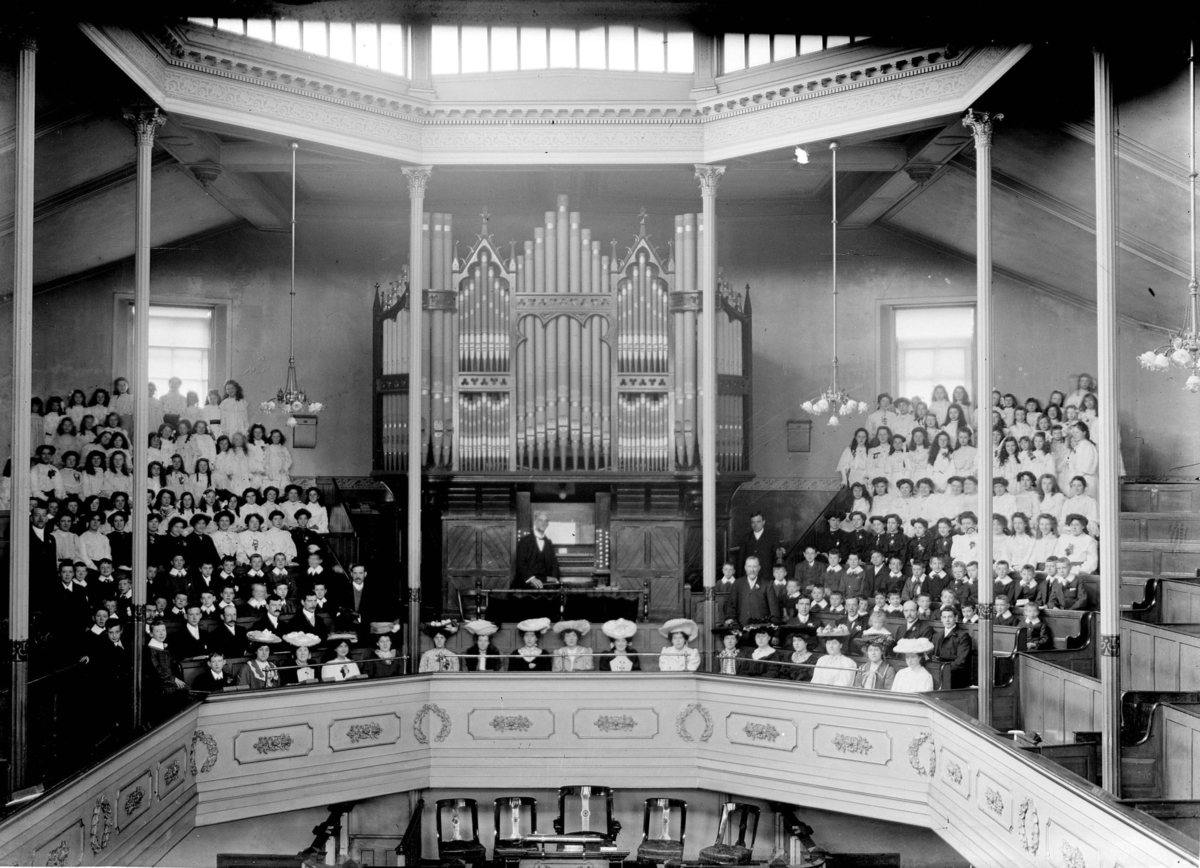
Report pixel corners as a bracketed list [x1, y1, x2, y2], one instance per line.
[599, 618, 642, 672]
[418, 621, 461, 672]
[928, 431, 956, 491]
[810, 628, 857, 687]
[321, 639, 362, 682]
[891, 638, 935, 693]
[928, 384, 951, 426]
[657, 618, 701, 672]
[219, 379, 250, 437]
[1006, 513, 1037, 570]
[552, 620, 594, 671]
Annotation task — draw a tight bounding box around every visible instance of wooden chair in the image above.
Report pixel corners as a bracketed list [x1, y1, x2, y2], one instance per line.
[435, 798, 488, 868]
[636, 798, 687, 865]
[553, 785, 621, 845]
[493, 796, 538, 867]
[698, 803, 759, 866]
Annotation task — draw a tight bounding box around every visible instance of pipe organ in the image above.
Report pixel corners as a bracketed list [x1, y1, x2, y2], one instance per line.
[373, 196, 753, 477]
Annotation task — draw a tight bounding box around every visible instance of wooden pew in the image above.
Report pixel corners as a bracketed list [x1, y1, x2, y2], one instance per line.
[1121, 700, 1200, 800]
[1159, 579, 1200, 624]
[1016, 654, 1102, 743]
[1121, 620, 1200, 691]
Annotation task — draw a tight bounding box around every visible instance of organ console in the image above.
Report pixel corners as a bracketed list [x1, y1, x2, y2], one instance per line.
[373, 196, 754, 619]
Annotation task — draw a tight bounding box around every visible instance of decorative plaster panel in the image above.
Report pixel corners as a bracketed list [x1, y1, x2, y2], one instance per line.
[32, 819, 84, 867]
[812, 724, 892, 765]
[116, 769, 154, 832]
[975, 770, 1013, 831]
[939, 747, 970, 798]
[233, 723, 315, 764]
[157, 745, 189, 799]
[1046, 819, 1098, 868]
[573, 707, 660, 739]
[725, 712, 797, 751]
[329, 713, 403, 752]
[467, 708, 556, 740]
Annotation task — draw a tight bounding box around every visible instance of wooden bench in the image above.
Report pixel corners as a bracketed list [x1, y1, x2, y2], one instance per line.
[1121, 621, 1200, 691]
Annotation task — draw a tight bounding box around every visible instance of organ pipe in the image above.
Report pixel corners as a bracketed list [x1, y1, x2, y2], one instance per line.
[374, 196, 753, 475]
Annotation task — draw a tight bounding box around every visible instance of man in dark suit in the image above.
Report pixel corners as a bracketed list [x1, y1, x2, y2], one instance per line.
[900, 561, 931, 604]
[251, 596, 287, 635]
[721, 556, 782, 626]
[333, 563, 395, 627]
[29, 503, 58, 595]
[209, 604, 250, 658]
[93, 618, 134, 738]
[863, 550, 890, 599]
[933, 606, 974, 688]
[891, 600, 936, 653]
[49, 561, 92, 640]
[512, 512, 560, 589]
[285, 590, 330, 640]
[107, 511, 133, 572]
[735, 512, 778, 576]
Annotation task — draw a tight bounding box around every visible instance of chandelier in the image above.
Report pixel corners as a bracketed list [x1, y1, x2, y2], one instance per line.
[800, 141, 866, 425]
[1139, 43, 1200, 393]
[261, 142, 325, 424]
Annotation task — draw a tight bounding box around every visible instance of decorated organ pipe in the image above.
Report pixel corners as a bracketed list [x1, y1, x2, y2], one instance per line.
[373, 195, 753, 475]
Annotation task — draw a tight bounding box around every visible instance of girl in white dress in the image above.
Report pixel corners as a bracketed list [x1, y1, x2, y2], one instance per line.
[928, 431, 955, 491]
[1006, 513, 1037, 571]
[218, 379, 250, 437]
[928, 384, 951, 426]
[1030, 513, 1060, 570]
[304, 487, 329, 534]
[811, 629, 857, 687]
[263, 428, 293, 490]
[836, 428, 871, 488]
[203, 389, 224, 438]
[906, 428, 932, 483]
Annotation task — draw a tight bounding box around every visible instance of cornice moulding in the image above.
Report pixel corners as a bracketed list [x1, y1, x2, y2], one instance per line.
[81, 23, 1030, 166]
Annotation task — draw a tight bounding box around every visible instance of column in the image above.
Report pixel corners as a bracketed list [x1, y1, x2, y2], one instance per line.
[402, 166, 432, 663]
[963, 109, 1001, 726]
[124, 106, 165, 727]
[695, 164, 725, 661]
[1093, 49, 1121, 797]
[7, 34, 36, 798]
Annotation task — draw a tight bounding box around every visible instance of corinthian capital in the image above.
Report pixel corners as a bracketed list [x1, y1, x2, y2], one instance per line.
[694, 164, 726, 196]
[402, 166, 433, 199]
[962, 109, 1003, 147]
[123, 108, 166, 148]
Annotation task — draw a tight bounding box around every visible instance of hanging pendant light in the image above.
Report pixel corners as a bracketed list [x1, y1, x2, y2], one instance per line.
[799, 141, 865, 426]
[1139, 43, 1200, 393]
[261, 142, 325, 423]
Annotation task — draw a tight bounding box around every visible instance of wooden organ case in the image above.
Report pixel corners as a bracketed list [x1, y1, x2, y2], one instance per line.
[373, 196, 753, 619]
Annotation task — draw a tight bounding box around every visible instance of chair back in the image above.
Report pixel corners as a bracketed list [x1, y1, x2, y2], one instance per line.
[436, 798, 482, 844]
[555, 786, 619, 839]
[494, 796, 538, 843]
[641, 798, 687, 845]
[715, 802, 759, 849]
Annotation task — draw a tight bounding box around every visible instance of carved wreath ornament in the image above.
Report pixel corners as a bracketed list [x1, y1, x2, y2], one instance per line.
[907, 732, 936, 777]
[190, 729, 218, 775]
[1017, 798, 1040, 854]
[675, 703, 713, 742]
[832, 734, 872, 756]
[414, 703, 452, 744]
[90, 797, 114, 853]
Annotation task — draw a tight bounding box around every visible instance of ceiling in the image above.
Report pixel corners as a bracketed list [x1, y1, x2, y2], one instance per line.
[1, 25, 1194, 331]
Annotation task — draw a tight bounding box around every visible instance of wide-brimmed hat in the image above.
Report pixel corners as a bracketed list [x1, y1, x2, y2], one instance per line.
[370, 621, 401, 634]
[247, 630, 282, 644]
[658, 618, 698, 642]
[422, 620, 459, 638]
[552, 619, 591, 637]
[713, 623, 743, 639]
[327, 631, 359, 643]
[602, 618, 638, 640]
[464, 619, 499, 637]
[282, 631, 321, 647]
[516, 617, 551, 635]
[820, 624, 850, 643]
[860, 632, 895, 650]
[894, 637, 935, 655]
[744, 620, 776, 636]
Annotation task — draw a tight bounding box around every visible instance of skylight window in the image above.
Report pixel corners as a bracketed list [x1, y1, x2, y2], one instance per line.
[429, 25, 693, 75]
[189, 18, 411, 78]
[722, 34, 869, 74]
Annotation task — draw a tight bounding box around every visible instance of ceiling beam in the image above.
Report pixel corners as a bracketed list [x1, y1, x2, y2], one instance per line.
[216, 141, 379, 173]
[157, 119, 290, 231]
[0, 151, 174, 237]
[0, 106, 96, 156]
[1061, 120, 1188, 193]
[951, 154, 1189, 279]
[840, 120, 974, 229]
